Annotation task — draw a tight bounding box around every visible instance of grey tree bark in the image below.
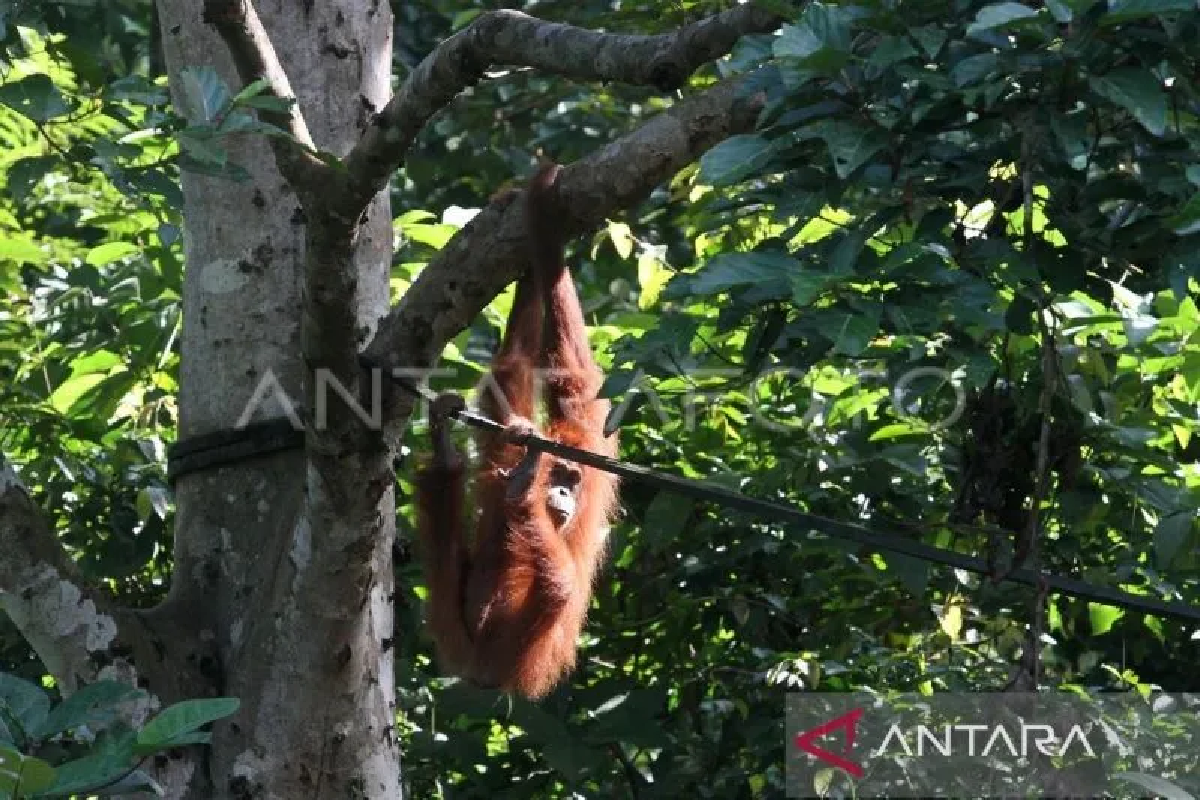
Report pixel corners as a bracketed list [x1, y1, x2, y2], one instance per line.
[157, 0, 397, 796]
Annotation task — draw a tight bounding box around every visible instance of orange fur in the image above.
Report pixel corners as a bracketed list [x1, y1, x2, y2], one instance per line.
[416, 164, 619, 699]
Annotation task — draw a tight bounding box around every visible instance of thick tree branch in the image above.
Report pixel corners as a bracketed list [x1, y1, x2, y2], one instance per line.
[362, 73, 766, 435]
[342, 5, 784, 209]
[0, 456, 211, 703]
[201, 0, 331, 194]
[0, 457, 103, 690]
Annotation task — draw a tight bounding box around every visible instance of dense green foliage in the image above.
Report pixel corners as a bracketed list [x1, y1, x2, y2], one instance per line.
[1, 0, 1197, 798]
[0, 672, 238, 798]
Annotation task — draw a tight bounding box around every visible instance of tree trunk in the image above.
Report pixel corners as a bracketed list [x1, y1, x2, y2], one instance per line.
[155, 0, 399, 796]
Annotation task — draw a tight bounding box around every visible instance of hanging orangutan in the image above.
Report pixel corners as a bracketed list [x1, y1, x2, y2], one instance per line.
[415, 162, 619, 699]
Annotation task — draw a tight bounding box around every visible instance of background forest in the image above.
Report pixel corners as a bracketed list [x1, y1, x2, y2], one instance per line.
[1, 0, 1198, 797]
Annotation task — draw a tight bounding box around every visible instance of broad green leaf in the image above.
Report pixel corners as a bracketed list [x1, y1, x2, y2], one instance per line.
[66, 350, 122, 377]
[6, 156, 58, 201]
[48, 373, 108, 414]
[911, 24, 947, 57]
[690, 252, 798, 294]
[85, 242, 140, 266]
[869, 423, 920, 441]
[1153, 512, 1194, 567]
[951, 53, 1001, 87]
[0, 674, 50, 743]
[1050, 111, 1091, 169]
[827, 229, 867, 275]
[867, 36, 918, 68]
[790, 271, 831, 306]
[637, 252, 670, 309]
[108, 75, 169, 105]
[400, 222, 456, 248]
[32, 681, 144, 740]
[584, 690, 670, 750]
[135, 697, 239, 752]
[808, 120, 886, 178]
[1090, 69, 1167, 136]
[231, 77, 270, 104]
[0, 74, 71, 121]
[0, 746, 55, 796]
[1088, 603, 1124, 635]
[829, 311, 880, 355]
[1168, 193, 1200, 236]
[41, 750, 137, 798]
[178, 65, 231, 123]
[606, 221, 635, 259]
[966, 2, 1039, 36]
[512, 703, 603, 777]
[1006, 294, 1036, 335]
[1104, 0, 1196, 24]
[177, 129, 229, 166]
[0, 746, 21, 794]
[0, 237, 48, 265]
[774, 3, 852, 69]
[698, 134, 774, 186]
[641, 492, 694, 550]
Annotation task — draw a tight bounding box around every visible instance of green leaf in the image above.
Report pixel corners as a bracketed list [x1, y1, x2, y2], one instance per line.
[0, 746, 21, 795]
[0, 674, 50, 744]
[231, 77, 271, 104]
[6, 156, 58, 201]
[584, 690, 670, 750]
[1089, 69, 1167, 136]
[951, 53, 1001, 87]
[85, 242, 140, 266]
[867, 36, 919, 68]
[135, 697, 239, 753]
[177, 128, 229, 166]
[1050, 111, 1091, 169]
[48, 373, 108, 414]
[690, 252, 798, 294]
[32, 681, 144, 740]
[0, 237, 48, 265]
[178, 66, 231, 123]
[1168, 193, 1200, 236]
[790, 271, 832, 306]
[774, 3, 853, 70]
[827, 229, 867, 275]
[698, 134, 774, 186]
[828, 310, 880, 355]
[1006, 294, 1036, 334]
[0, 74, 71, 121]
[40, 750, 137, 798]
[808, 120, 886, 178]
[239, 94, 296, 113]
[1088, 603, 1124, 635]
[966, 2, 1040, 36]
[641, 492, 694, 550]
[511, 703, 604, 777]
[910, 25, 947, 58]
[0, 746, 55, 796]
[108, 75, 169, 105]
[1153, 512, 1194, 567]
[1103, 0, 1196, 24]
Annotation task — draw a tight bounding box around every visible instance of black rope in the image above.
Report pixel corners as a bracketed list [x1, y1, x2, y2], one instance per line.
[394, 376, 1200, 624]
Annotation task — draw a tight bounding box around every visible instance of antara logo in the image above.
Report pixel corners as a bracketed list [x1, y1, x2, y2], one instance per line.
[793, 707, 865, 778]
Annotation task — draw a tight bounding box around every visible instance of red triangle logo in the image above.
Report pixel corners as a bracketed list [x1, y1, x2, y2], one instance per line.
[794, 707, 865, 778]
